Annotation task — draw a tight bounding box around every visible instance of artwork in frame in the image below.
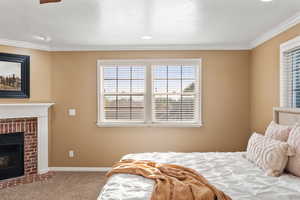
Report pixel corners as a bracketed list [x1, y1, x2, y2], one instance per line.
[0, 53, 30, 98]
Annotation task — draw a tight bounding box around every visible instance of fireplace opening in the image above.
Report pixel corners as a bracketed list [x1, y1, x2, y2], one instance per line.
[0, 132, 24, 181]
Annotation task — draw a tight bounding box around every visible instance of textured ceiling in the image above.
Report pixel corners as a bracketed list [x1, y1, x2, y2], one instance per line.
[0, 0, 299, 50]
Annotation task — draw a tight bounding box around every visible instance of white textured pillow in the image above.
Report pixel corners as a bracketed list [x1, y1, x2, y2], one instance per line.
[265, 121, 292, 142]
[287, 126, 300, 177]
[246, 133, 294, 177]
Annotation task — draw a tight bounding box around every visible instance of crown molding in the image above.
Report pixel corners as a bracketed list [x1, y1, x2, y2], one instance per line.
[0, 38, 51, 51]
[0, 39, 251, 51]
[250, 12, 300, 49]
[49, 44, 251, 51]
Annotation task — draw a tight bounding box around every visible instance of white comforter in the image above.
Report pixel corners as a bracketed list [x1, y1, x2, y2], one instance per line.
[98, 152, 300, 200]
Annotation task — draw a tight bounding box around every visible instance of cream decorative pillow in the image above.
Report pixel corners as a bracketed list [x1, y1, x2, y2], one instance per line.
[287, 126, 300, 177]
[246, 133, 294, 177]
[265, 121, 292, 142]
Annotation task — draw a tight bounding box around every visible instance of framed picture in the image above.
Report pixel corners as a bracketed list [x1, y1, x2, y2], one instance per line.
[0, 53, 30, 98]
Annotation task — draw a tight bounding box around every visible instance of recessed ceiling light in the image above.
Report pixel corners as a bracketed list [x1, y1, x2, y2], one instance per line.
[260, 0, 272, 2]
[141, 35, 152, 40]
[33, 35, 51, 42]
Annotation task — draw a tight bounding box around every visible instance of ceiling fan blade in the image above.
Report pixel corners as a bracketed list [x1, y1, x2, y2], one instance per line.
[40, 0, 61, 4]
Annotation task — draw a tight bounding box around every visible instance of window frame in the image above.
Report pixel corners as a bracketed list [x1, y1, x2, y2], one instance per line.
[97, 59, 202, 127]
[280, 36, 300, 108]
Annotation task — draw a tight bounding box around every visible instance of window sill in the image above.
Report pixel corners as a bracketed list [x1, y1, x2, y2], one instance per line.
[96, 122, 203, 128]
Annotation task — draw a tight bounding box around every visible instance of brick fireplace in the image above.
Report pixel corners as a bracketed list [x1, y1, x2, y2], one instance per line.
[0, 103, 54, 189]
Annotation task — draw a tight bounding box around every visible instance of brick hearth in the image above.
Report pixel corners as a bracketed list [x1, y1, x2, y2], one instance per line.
[0, 118, 53, 189]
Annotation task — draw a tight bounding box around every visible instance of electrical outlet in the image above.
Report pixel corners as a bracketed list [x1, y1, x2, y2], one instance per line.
[69, 150, 75, 158]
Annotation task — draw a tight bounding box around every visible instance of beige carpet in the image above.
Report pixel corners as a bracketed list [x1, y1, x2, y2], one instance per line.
[0, 172, 107, 200]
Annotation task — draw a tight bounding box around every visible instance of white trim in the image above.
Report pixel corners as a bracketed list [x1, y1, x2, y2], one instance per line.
[98, 59, 203, 65]
[97, 59, 202, 127]
[0, 103, 55, 107]
[39, 168, 50, 174]
[280, 35, 300, 52]
[0, 39, 250, 51]
[96, 122, 202, 128]
[0, 38, 51, 51]
[0, 103, 55, 174]
[49, 167, 111, 172]
[280, 36, 300, 107]
[251, 12, 300, 48]
[49, 44, 250, 51]
[97, 60, 103, 124]
[198, 60, 203, 125]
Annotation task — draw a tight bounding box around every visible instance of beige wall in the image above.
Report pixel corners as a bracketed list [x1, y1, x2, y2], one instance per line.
[250, 24, 300, 133]
[50, 50, 250, 167]
[3, 23, 299, 167]
[0, 45, 52, 103]
[2, 23, 300, 167]
[0, 43, 251, 167]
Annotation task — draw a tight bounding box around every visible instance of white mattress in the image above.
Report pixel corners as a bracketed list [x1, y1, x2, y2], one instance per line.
[98, 152, 300, 200]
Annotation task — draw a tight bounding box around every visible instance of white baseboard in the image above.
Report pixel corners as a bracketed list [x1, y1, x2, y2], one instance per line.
[39, 168, 50, 174]
[49, 167, 111, 172]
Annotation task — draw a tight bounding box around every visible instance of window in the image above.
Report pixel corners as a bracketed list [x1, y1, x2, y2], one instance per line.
[101, 65, 145, 122]
[97, 59, 201, 127]
[280, 36, 300, 108]
[152, 65, 197, 122]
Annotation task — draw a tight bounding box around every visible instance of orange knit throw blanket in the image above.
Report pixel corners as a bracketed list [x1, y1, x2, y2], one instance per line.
[107, 159, 232, 200]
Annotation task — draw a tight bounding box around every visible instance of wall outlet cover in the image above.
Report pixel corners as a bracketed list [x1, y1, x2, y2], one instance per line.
[68, 109, 76, 116]
[69, 150, 75, 158]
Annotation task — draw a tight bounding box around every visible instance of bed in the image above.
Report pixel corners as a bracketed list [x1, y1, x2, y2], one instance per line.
[98, 108, 300, 200]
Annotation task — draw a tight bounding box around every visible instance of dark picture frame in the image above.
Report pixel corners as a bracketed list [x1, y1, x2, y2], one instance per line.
[0, 53, 30, 98]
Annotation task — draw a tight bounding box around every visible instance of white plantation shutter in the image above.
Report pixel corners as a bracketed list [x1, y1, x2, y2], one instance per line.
[102, 65, 145, 121]
[281, 45, 300, 108]
[152, 65, 199, 123]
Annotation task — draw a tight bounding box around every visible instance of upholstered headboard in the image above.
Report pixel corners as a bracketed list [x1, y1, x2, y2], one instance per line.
[274, 107, 300, 126]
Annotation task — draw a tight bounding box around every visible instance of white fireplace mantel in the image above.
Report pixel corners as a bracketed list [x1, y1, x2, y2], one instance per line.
[0, 103, 54, 174]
